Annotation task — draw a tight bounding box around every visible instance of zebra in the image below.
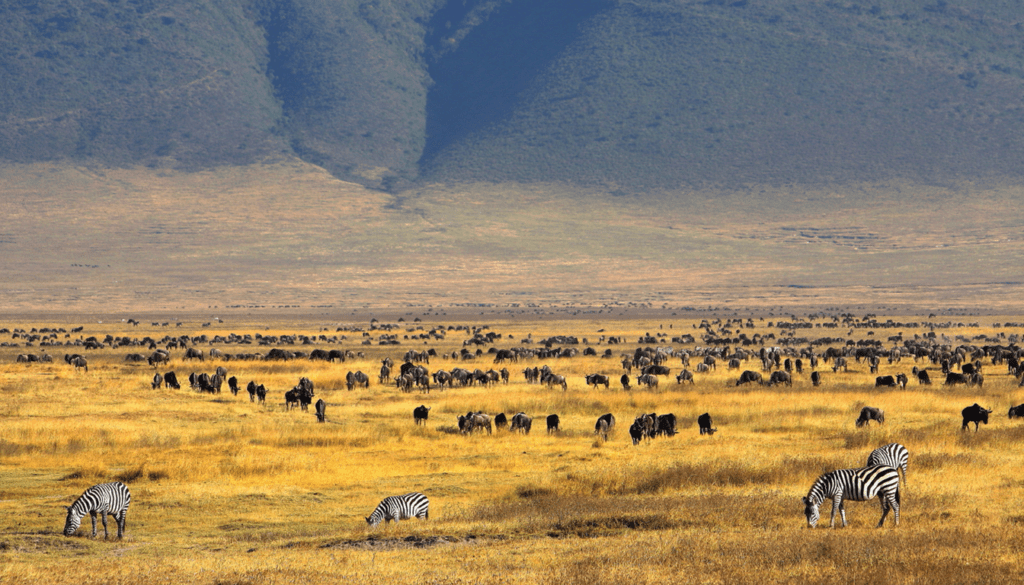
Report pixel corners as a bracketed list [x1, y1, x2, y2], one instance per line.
[64, 482, 131, 539]
[365, 492, 429, 528]
[802, 465, 900, 528]
[866, 443, 909, 489]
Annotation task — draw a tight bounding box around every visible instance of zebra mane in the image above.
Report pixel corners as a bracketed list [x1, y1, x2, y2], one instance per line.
[804, 472, 832, 506]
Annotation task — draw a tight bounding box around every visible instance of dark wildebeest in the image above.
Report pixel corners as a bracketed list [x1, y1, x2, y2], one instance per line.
[962, 403, 992, 431]
[968, 373, 984, 388]
[64, 354, 88, 372]
[832, 357, 848, 373]
[227, 376, 239, 396]
[346, 371, 370, 390]
[413, 405, 430, 425]
[810, 371, 822, 387]
[767, 371, 792, 387]
[314, 399, 326, 423]
[586, 374, 610, 389]
[164, 371, 180, 390]
[183, 348, 204, 362]
[637, 374, 659, 389]
[698, 412, 716, 435]
[643, 365, 671, 377]
[510, 412, 532, 434]
[546, 414, 560, 434]
[656, 413, 677, 437]
[944, 372, 969, 386]
[246, 380, 257, 402]
[736, 370, 763, 386]
[284, 389, 301, 410]
[1008, 404, 1024, 419]
[874, 375, 903, 388]
[460, 412, 492, 435]
[151, 373, 163, 390]
[856, 406, 885, 428]
[620, 374, 631, 390]
[255, 384, 267, 404]
[595, 413, 615, 439]
[914, 368, 931, 385]
[676, 369, 694, 385]
[629, 419, 646, 445]
[494, 412, 508, 431]
[147, 350, 170, 366]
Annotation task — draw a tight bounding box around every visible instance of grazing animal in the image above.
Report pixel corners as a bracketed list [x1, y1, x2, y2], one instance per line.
[801, 465, 900, 528]
[856, 407, 885, 428]
[698, 412, 716, 435]
[546, 414, 560, 434]
[628, 419, 646, 445]
[874, 375, 898, 387]
[493, 412, 508, 430]
[413, 405, 431, 425]
[767, 371, 792, 386]
[246, 380, 257, 402]
[637, 374, 659, 389]
[832, 356, 848, 373]
[164, 371, 180, 390]
[866, 443, 909, 488]
[914, 368, 931, 385]
[675, 369, 694, 384]
[314, 399, 326, 422]
[1008, 404, 1024, 419]
[459, 412, 492, 435]
[656, 413, 677, 437]
[64, 354, 88, 372]
[365, 492, 429, 528]
[810, 371, 821, 386]
[962, 403, 992, 431]
[736, 370, 763, 386]
[255, 383, 267, 404]
[944, 372, 968, 386]
[151, 373, 163, 390]
[183, 348, 204, 362]
[64, 482, 131, 539]
[510, 412, 532, 434]
[228, 376, 239, 396]
[595, 413, 615, 439]
[620, 374, 631, 390]
[585, 374, 610, 389]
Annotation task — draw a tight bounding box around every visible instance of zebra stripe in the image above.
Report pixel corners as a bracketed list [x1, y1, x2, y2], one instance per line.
[802, 465, 900, 528]
[866, 443, 910, 488]
[365, 492, 429, 528]
[64, 482, 131, 539]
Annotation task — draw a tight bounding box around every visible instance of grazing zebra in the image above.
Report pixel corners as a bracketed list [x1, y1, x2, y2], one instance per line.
[365, 492, 429, 528]
[866, 443, 909, 488]
[802, 465, 900, 528]
[64, 482, 131, 539]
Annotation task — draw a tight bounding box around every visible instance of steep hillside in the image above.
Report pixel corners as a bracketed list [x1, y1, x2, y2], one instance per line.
[1, 0, 1023, 189]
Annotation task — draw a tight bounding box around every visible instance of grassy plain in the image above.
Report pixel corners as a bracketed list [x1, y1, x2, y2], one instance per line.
[2, 313, 1024, 584]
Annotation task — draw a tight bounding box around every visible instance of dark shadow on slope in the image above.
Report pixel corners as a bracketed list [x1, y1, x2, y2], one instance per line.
[421, 0, 610, 164]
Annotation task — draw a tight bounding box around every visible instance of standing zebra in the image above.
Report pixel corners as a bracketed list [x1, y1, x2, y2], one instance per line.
[365, 492, 429, 528]
[866, 443, 910, 488]
[802, 465, 900, 528]
[64, 482, 131, 539]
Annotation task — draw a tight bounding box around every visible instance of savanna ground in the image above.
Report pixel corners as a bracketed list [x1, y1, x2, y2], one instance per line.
[2, 311, 1024, 584]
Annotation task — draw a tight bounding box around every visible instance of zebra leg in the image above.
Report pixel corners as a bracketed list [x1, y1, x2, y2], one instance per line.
[829, 496, 842, 528]
[838, 500, 848, 527]
[90, 511, 98, 538]
[101, 511, 109, 539]
[117, 511, 126, 539]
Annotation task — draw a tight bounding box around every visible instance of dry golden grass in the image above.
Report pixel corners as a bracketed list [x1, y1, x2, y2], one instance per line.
[2, 313, 1024, 584]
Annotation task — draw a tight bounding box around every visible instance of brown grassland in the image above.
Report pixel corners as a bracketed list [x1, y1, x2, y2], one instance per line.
[2, 312, 1024, 584]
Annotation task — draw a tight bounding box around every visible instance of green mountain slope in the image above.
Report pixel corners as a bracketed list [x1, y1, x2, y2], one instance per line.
[1, 0, 1023, 189]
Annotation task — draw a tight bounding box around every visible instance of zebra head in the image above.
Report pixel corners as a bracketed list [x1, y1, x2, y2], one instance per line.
[802, 496, 821, 528]
[63, 506, 82, 536]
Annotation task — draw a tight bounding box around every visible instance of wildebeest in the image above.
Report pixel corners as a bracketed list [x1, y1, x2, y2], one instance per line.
[675, 369, 694, 384]
[64, 354, 88, 372]
[509, 412, 532, 434]
[913, 367, 931, 385]
[962, 403, 992, 431]
[874, 374, 907, 389]
[642, 365, 671, 377]
[458, 412, 492, 435]
[585, 373, 610, 389]
[767, 371, 792, 386]
[810, 371, 822, 386]
[164, 371, 180, 390]
[494, 412, 508, 430]
[314, 399, 326, 423]
[656, 413, 677, 437]
[736, 370, 762, 386]
[637, 374, 659, 389]
[151, 373, 162, 390]
[183, 348, 204, 362]
[831, 357, 848, 373]
[595, 413, 615, 440]
[227, 376, 239, 395]
[546, 414, 560, 434]
[944, 372, 968, 386]
[413, 405, 431, 425]
[620, 374, 631, 390]
[1009, 404, 1024, 419]
[698, 412, 716, 435]
[255, 384, 267, 404]
[628, 419, 646, 445]
[246, 380, 258, 402]
[856, 406, 885, 428]
[147, 350, 170, 366]
[346, 370, 370, 390]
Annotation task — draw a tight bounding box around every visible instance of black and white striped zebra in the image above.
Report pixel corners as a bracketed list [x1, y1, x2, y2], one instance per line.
[64, 482, 131, 539]
[802, 465, 900, 528]
[365, 492, 429, 528]
[866, 443, 910, 488]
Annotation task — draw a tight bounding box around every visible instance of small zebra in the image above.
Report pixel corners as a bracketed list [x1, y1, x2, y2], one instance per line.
[64, 482, 131, 539]
[802, 465, 900, 528]
[866, 443, 909, 488]
[365, 492, 429, 528]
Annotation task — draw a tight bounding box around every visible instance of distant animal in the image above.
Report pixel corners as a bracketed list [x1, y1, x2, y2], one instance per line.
[314, 399, 326, 423]
[346, 371, 370, 390]
[832, 357, 848, 373]
[365, 492, 429, 528]
[675, 370, 694, 384]
[64, 482, 131, 539]
[628, 419, 646, 445]
[874, 375, 899, 387]
[164, 371, 180, 390]
[856, 407, 885, 428]
[620, 374, 631, 390]
[962, 403, 992, 431]
[801, 466, 900, 528]
[510, 412, 532, 434]
[698, 412, 716, 435]
[944, 372, 968, 386]
[459, 412, 492, 435]
[183, 348, 204, 362]
[493, 412, 508, 430]
[655, 413, 677, 437]
[595, 413, 615, 439]
[413, 405, 431, 425]
[246, 380, 257, 402]
[585, 374, 610, 388]
[637, 374, 658, 389]
[546, 414, 560, 434]
[810, 371, 821, 386]
[866, 443, 909, 488]
[767, 371, 792, 386]
[736, 370, 762, 386]
[1009, 404, 1024, 419]
[64, 354, 88, 372]
[227, 376, 239, 396]
[913, 367, 931, 384]
[151, 373, 163, 390]
[255, 383, 266, 404]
